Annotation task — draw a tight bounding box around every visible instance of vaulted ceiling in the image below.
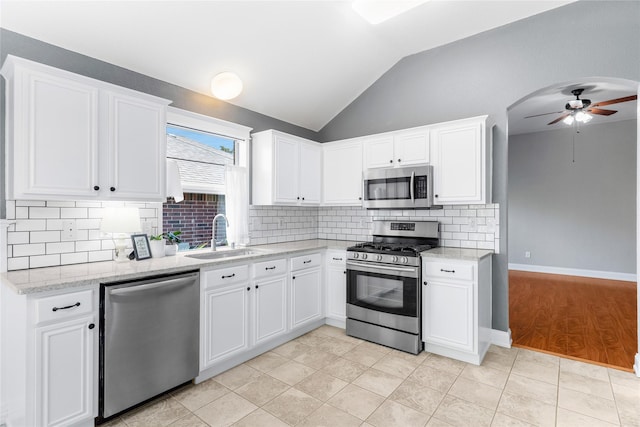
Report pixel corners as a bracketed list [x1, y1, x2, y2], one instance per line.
[1, 1, 575, 131]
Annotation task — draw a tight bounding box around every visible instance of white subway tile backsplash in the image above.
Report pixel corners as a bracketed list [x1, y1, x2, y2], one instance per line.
[8, 257, 29, 270]
[46, 242, 75, 254]
[30, 231, 61, 243]
[30, 254, 60, 268]
[6, 200, 161, 271]
[13, 243, 46, 257]
[29, 207, 61, 219]
[61, 207, 88, 219]
[61, 252, 89, 265]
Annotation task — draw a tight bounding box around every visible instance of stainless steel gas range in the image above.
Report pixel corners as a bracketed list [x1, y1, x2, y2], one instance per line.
[346, 220, 439, 354]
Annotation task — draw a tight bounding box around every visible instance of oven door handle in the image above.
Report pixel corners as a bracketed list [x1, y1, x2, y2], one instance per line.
[347, 261, 418, 276]
[410, 171, 415, 204]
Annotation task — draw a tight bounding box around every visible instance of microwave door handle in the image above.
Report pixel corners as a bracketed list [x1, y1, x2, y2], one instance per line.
[410, 171, 415, 203]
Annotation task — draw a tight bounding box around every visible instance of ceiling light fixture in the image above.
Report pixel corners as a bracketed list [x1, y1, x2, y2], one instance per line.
[211, 72, 243, 100]
[352, 0, 428, 25]
[563, 110, 593, 126]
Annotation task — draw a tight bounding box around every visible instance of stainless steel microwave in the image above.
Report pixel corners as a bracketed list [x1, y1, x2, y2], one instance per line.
[363, 165, 434, 209]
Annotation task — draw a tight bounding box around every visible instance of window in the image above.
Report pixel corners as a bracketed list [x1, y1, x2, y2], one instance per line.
[162, 108, 251, 250]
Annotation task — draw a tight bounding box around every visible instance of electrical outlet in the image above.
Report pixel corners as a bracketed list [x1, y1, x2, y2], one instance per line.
[278, 217, 285, 228]
[468, 217, 477, 232]
[62, 220, 77, 241]
[359, 218, 366, 228]
[525, 251, 531, 258]
[486, 218, 497, 233]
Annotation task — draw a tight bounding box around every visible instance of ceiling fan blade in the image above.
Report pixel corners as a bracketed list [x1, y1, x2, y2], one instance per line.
[590, 95, 637, 108]
[548, 114, 570, 125]
[524, 111, 565, 119]
[586, 107, 617, 116]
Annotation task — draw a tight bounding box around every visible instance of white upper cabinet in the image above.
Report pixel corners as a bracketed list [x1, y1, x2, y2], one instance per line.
[322, 139, 363, 206]
[430, 116, 492, 205]
[0, 55, 170, 202]
[252, 130, 321, 206]
[363, 127, 430, 169]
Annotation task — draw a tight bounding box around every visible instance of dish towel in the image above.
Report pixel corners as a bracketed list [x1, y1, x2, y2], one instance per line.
[166, 159, 184, 203]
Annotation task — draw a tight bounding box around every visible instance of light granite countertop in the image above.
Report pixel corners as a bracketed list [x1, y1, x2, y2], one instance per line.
[421, 247, 494, 261]
[1, 239, 354, 295]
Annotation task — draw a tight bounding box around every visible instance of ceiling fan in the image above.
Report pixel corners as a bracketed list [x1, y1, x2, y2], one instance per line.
[525, 88, 637, 126]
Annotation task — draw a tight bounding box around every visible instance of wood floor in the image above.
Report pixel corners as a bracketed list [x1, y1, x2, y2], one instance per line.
[509, 270, 637, 371]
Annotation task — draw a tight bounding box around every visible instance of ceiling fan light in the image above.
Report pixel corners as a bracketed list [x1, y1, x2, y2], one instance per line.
[575, 111, 592, 123]
[563, 115, 575, 125]
[211, 72, 243, 100]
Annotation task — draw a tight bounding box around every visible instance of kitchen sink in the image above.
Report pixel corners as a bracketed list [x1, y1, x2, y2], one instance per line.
[184, 248, 266, 260]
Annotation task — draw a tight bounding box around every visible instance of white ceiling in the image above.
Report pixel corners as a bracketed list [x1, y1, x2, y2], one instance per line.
[1, 0, 575, 131]
[508, 79, 638, 135]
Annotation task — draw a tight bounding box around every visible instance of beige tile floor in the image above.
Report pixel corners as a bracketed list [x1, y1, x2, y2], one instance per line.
[103, 325, 640, 427]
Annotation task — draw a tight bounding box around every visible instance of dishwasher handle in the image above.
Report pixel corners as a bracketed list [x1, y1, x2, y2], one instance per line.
[109, 274, 197, 296]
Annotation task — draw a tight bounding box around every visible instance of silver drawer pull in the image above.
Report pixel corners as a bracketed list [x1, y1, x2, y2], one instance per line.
[440, 269, 455, 273]
[332, 257, 343, 261]
[52, 302, 80, 312]
[222, 273, 236, 279]
[265, 266, 276, 270]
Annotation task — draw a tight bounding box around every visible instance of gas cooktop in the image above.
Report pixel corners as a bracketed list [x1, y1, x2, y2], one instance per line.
[348, 242, 434, 256]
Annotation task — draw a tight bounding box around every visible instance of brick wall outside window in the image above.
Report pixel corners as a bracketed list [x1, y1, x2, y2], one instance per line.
[163, 193, 226, 248]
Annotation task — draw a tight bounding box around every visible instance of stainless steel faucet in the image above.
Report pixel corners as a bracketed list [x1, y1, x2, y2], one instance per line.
[211, 214, 229, 251]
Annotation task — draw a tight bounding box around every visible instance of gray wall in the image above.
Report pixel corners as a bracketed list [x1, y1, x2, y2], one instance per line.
[318, 1, 640, 332]
[509, 120, 636, 274]
[0, 29, 321, 219]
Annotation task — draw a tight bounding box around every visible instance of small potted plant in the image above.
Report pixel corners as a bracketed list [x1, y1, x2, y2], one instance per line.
[163, 230, 182, 256]
[149, 234, 166, 258]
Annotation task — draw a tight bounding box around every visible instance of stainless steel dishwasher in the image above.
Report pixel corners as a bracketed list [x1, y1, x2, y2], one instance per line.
[99, 271, 199, 421]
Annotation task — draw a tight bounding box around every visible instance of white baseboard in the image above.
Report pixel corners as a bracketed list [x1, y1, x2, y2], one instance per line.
[491, 328, 512, 348]
[508, 263, 637, 282]
[635, 353, 640, 377]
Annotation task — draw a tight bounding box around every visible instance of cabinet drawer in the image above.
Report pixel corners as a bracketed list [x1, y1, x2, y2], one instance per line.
[291, 253, 322, 271]
[326, 251, 347, 265]
[253, 258, 287, 279]
[204, 265, 249, 287]
[35, 290, 94, 324]
[424, 261, 474, 281]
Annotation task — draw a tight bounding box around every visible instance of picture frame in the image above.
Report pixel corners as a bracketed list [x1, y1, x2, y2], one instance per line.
[131, 234, 152, 260]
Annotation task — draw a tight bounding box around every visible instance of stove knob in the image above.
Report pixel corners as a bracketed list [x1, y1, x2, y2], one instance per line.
[392, 256, 399, 262]
[362, 254, 368, 260]
[376, 254, 383, 261]
[402, 257, 409, 264]
[353, 253, 359, 259]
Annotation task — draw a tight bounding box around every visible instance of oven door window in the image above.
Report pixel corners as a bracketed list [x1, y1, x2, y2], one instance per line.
[365, 177, 411, 201]
[347, 269, 417, 317]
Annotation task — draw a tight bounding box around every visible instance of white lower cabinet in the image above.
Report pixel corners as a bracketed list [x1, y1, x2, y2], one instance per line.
[325, 250, 347, 327]
[36, 315, 95, 427]
[422, 255, 492, 365]
[201, 265, 251, 368]
[290, 253, 323, 330]
[253, 261, 288, 346]
[1, 287, 98, 427]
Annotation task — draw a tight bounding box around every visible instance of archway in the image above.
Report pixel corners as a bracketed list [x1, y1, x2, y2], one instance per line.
[506, 77, 639, 373]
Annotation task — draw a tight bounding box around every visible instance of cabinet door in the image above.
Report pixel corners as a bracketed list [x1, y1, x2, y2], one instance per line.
[35, 315, 95, 427]
[326, 264, 346, 321]
[422, 279, 474, 352]
[431, 122, 483, 204]
[202, 283, 250, 367]
[364, 135, 394, 169]
[323, 141, 363, 205]
[273, 134, 300, 203]
[290, 268, 322, 329]
[299, 142, 321, 205]
[394, 129, 429, 166]
[12, 70, 100, 199]
[107, 92, 166, 201]
[254, 276, 288, 345]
